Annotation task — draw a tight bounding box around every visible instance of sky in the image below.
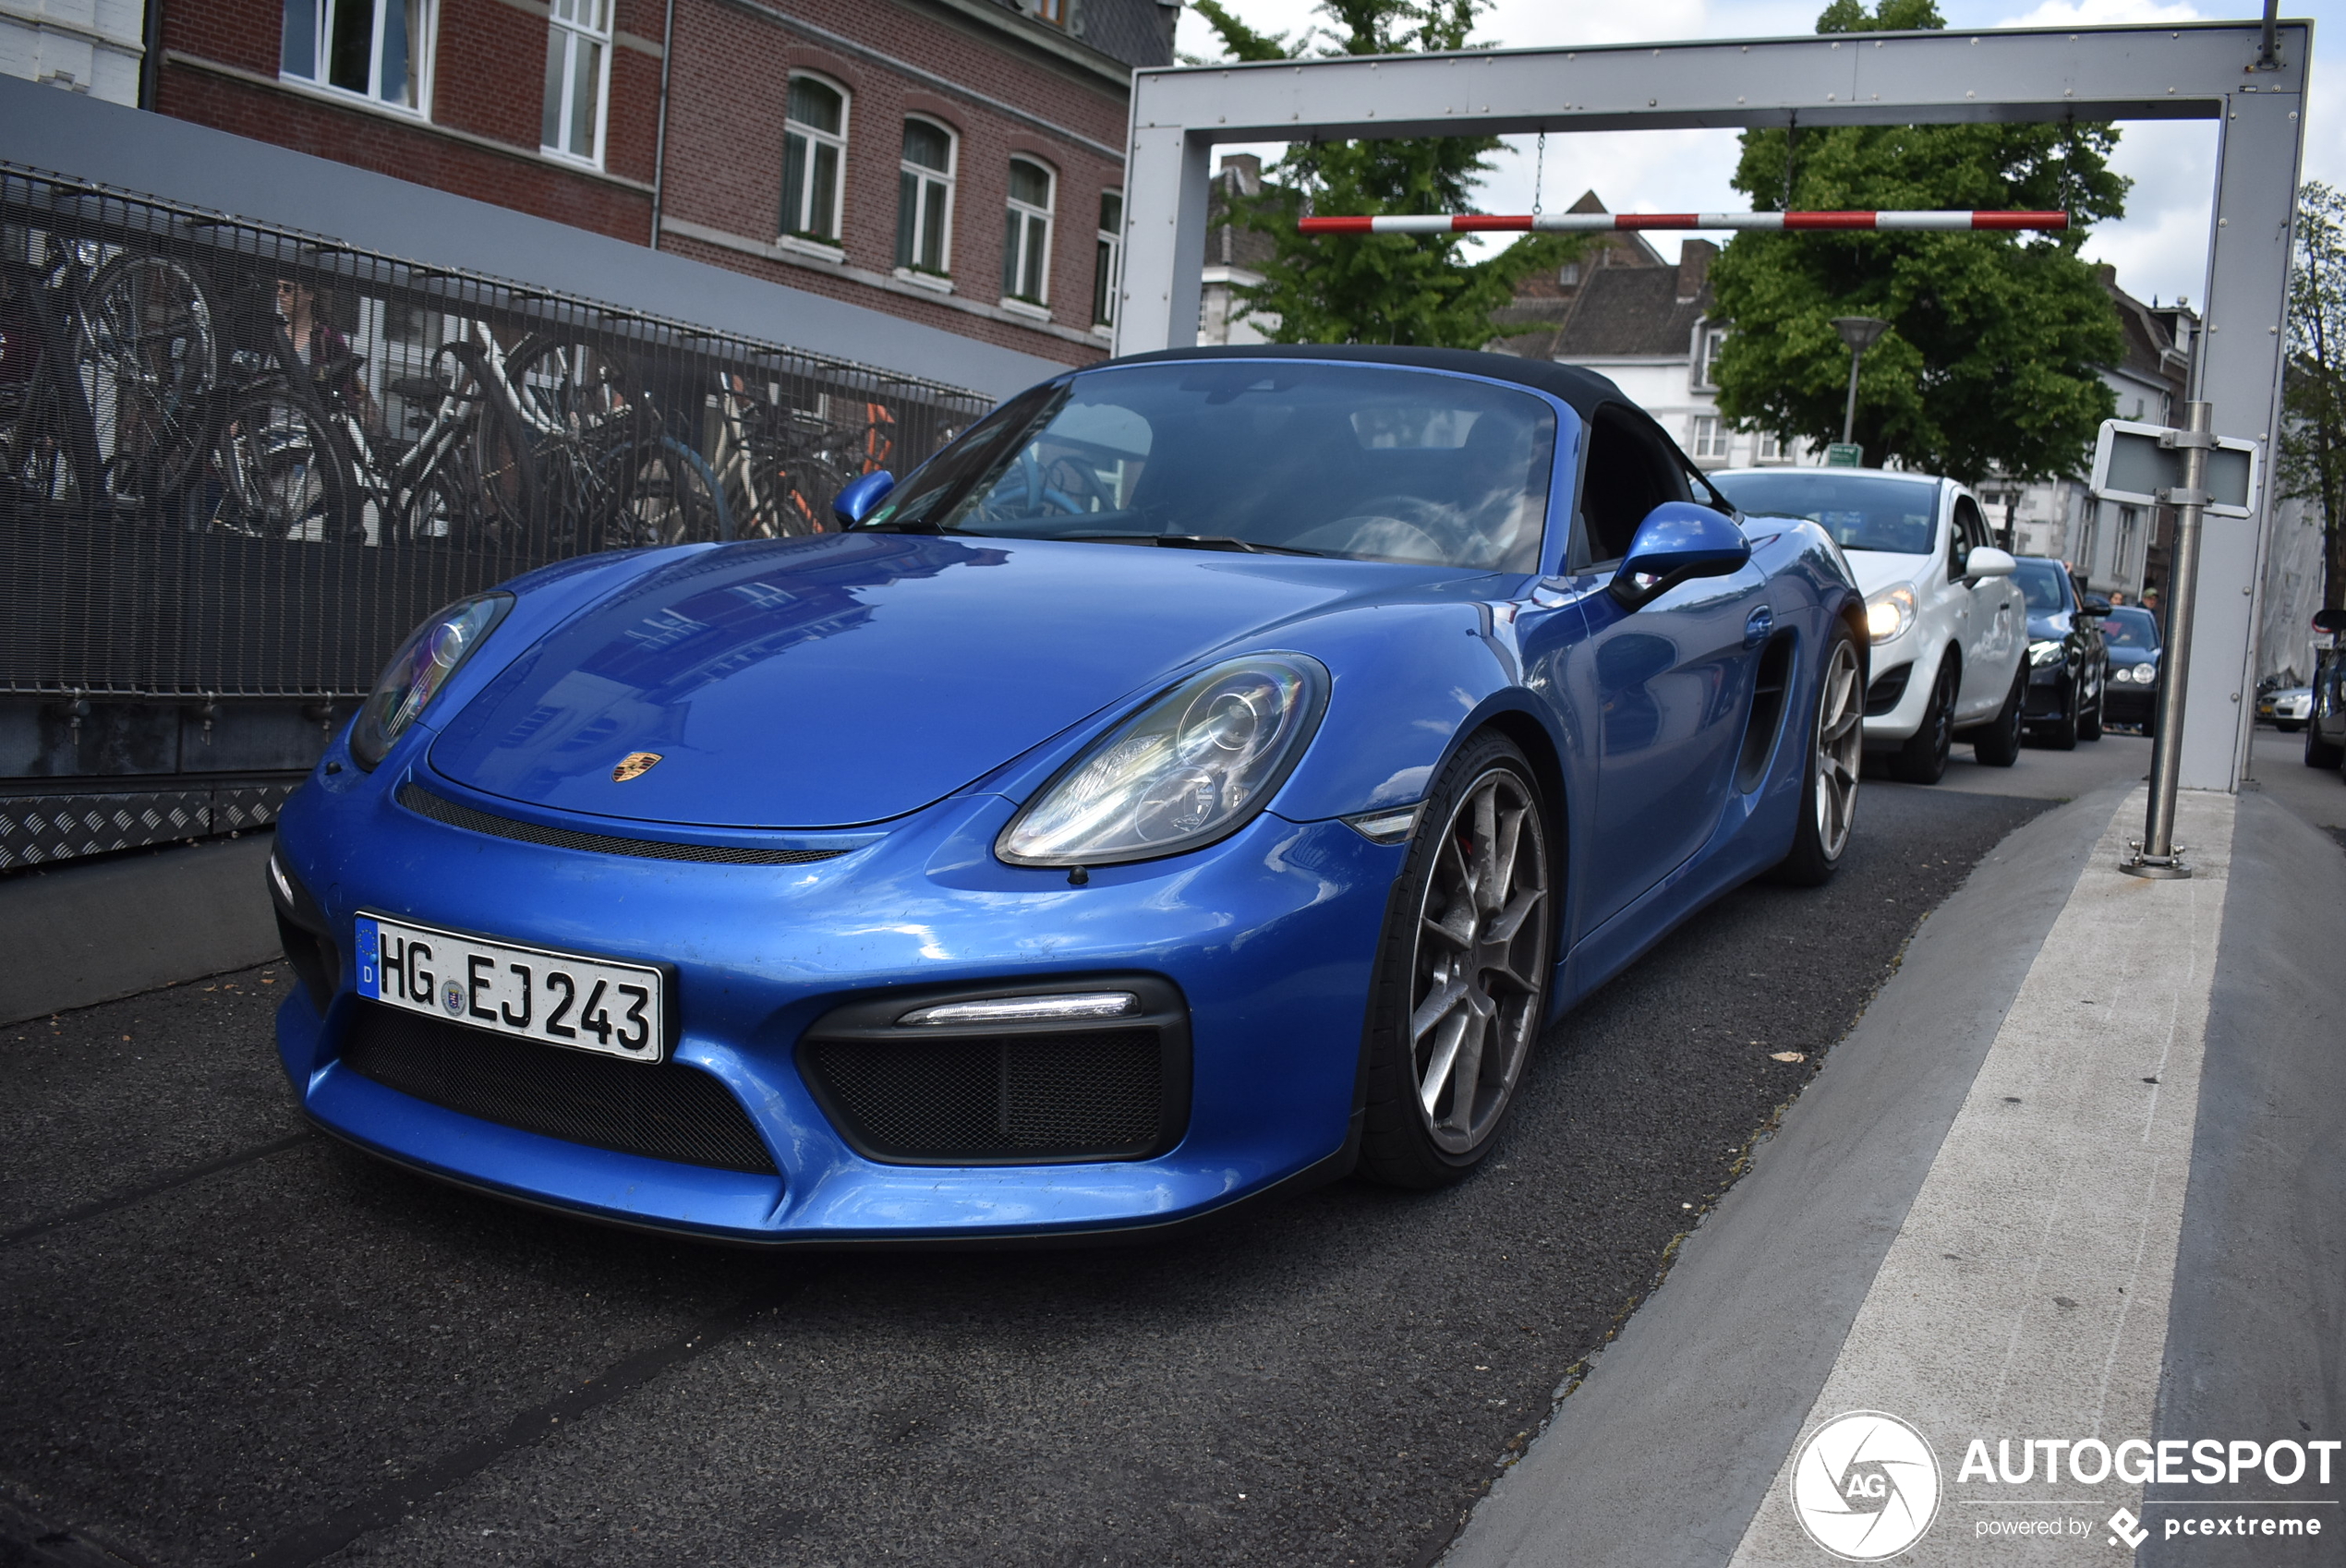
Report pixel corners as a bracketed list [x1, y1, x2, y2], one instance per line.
[1173, 0, 2345, 309]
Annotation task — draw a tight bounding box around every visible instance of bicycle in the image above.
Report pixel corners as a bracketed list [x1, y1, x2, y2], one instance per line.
[500, 333, 729, 549]
[1, 230, 218, 513]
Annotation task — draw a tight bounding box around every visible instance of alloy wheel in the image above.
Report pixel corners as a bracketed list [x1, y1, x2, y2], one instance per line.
[1814, 637, 1863, 861]
[1409, 767, 1550, 1155]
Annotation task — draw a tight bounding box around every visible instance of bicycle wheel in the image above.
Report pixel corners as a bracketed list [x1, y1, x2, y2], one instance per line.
[601, 436, 729, 549]
[78, 251, 218, 502]
[503, 333, 644, 444]
[452, 344, 542, 551]
[204, 386, 356, 540]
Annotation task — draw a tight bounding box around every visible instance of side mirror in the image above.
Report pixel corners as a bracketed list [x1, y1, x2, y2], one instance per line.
[1965, 546, 2016, 581]
[1610, 502, 1753, 610]
[2080, 594, 2112, 617]
[832, 469, 897, 529]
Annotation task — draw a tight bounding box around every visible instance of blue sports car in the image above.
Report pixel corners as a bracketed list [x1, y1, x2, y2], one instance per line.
[269, 345, 1867, 1245]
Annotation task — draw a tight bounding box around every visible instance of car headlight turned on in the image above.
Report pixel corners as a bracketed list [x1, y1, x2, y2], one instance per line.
[349, 593, 514, 769]
[999, 655, 1329, 867]
[2030, 639, 2066, 668]
[1865, 585, 1917, 644]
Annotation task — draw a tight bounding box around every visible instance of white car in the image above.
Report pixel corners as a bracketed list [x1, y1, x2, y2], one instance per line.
[2259, 684, 2313, 730]
[1712, 467, 2026, 783]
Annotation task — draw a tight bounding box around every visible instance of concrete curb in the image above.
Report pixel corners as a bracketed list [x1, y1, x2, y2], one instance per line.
[0, 833, 280, 1026]
[1443, 782, 2134, 1568]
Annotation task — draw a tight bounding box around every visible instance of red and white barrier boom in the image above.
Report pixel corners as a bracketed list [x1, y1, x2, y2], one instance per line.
[1299, 211, 2069, 235]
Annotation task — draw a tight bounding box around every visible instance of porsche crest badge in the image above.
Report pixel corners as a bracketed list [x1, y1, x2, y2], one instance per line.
[612, 752, 663, 783]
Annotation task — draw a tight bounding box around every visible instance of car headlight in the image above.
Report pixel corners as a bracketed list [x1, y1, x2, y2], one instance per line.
[2030, 639, 2065, 669]
[1865, 585, 1917, 644]
[998, 655, 1329, 867]
[2128, 663, 2158, 684]
[349, 593, 514, 770]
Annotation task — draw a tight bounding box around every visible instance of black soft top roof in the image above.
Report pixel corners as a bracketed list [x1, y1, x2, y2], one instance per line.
[1100, 344, 1626, 420]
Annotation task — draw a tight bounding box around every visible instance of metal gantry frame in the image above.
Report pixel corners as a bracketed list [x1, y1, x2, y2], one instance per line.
[1114, 20, 2312, 793]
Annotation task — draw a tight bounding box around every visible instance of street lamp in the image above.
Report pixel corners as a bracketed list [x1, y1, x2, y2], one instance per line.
[1832, 316, 1890, 450]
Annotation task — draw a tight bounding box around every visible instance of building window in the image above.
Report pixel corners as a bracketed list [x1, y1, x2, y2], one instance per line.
[540, 0, 610, 163]
[1003, 157, 1053, 306]
[1757, 429, 1789, 464]
[1689, 416, 1728, 461]
[281, 0, 428, 110]
[1694, 324, 1728, 390]
[1093, 189, 1122, 327]
[896, 118, 954, 274]
[1029, 0, 1067, 22]
[1557, 261, 1580, 286]
[781, 76, 848, 244]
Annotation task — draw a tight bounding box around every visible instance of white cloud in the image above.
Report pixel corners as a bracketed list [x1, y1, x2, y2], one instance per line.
[1989, 0, 2201, 26]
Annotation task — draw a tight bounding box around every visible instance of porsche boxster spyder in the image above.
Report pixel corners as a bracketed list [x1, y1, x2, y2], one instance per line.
[269, 344, 1867, 1245]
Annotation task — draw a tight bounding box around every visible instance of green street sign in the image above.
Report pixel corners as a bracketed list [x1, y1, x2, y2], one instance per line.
[1824, 443, 1864, 468]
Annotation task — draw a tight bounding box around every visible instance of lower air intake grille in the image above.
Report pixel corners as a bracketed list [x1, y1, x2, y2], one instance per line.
[801, 1029, 1166, 1164]
[340, 1004, 778, 1175]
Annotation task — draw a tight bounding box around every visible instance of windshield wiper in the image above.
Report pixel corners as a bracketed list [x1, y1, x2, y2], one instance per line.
[1054, 531, 1328, 558]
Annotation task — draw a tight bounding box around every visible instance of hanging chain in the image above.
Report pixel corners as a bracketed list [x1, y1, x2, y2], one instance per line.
[1532, 129, 1546, 218]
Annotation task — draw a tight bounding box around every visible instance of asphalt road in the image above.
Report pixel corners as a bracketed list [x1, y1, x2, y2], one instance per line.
[2, 780, 2055, 1568]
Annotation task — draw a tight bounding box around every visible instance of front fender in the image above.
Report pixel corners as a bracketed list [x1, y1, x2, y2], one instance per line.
[1268, 599, 1535, 822]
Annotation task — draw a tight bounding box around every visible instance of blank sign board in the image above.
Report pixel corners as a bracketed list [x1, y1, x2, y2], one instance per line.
[2089, 420, 2259, 518]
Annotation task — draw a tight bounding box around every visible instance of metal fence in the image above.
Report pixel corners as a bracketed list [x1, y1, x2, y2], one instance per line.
[0, 162, 995, 700]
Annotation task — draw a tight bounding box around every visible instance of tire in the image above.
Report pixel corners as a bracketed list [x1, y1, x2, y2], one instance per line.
[1890, 659, 1957, 784]
[2040, 672, 2080, 751]
[79, 251, 218, 503]
[1770, 623, 1862, 887]
[1970, 661, 2026, 767]
[2276, 720, 2303, 734]
[2306, 726, 2343, 769]
[1358, 732, 1554, 1189]
[203, 387, 357, 541]
[2078, 680, 2104, 742]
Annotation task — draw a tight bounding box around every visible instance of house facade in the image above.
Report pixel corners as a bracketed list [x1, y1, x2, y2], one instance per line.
[147, 0, 1174, 367]
[1488, 192, 1805, 473]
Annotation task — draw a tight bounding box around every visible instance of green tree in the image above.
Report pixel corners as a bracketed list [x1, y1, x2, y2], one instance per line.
[2280, 181, 2346, 610]
[1707, 0, 2127, 485]
[1189, 0, 1581, 348]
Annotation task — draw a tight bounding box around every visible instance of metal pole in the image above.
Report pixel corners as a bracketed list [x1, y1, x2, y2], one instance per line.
[647, 0, 678, 250]
[2123, 400, 2211, 879]
[1842, 345, 1864, 447]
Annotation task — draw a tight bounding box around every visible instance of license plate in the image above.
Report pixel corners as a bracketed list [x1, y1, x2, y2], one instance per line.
[356, 912, 667, 1063]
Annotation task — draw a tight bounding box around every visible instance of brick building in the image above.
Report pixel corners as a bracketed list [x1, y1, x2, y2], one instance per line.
[149, 0, 1174, 366]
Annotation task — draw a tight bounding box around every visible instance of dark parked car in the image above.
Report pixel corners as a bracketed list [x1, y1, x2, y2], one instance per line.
[2100, 605, 2163, 733]
[2305, 610, 2346, 770]
[2013, 555, 2105, 748]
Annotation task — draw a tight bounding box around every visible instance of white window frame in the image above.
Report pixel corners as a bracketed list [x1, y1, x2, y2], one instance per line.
[280, 0, 433, 115]
[540, 0, 611, 167]
[895, 115, 956, 283]
[1694, 323, 1728, 391]
[1756, 429, 1790, 464]
[1002, 156, 1055, 309]
[1688, 415, 1728, 462]
[780, 73, 850, 245]
[1093, 188, 1122, 330]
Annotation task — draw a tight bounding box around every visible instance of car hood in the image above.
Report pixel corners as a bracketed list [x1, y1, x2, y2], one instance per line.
[429, 532, 1467, 829]
[1839, 549, 1934, 597]
[2027, 611, 2073, 641]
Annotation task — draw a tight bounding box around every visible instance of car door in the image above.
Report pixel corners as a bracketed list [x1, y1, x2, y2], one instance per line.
[1950, 493, 2016, 718]
[1554, 404, 1768, 931]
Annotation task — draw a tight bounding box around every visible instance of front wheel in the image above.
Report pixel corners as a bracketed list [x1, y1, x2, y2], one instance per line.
[2078, 679, 2104, 742]
[1890, 660, 1957, 784]
[1970, 661, 2026, 767]
[1771, 626, 1862, 887]
[1358, 733, 1554, 1188]
[2306, 724, 2343, 769]
[2040, 671, 2080, 751]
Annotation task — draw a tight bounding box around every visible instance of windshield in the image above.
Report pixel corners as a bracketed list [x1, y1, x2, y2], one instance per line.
[2012, 559, 2072, 614]
[2102, 607, 2161, 650]
[857, 362, 1556, 573]
[1712, 472, 1940, 554]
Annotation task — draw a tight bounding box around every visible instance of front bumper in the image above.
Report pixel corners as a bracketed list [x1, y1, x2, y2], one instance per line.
[2104, 681, 2159, 724]
[1857, 629, 1948, 746]
[272, 763, 1401, 1245]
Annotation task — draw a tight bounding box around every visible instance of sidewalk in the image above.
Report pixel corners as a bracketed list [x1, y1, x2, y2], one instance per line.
[1445, 782, 2345, 1566]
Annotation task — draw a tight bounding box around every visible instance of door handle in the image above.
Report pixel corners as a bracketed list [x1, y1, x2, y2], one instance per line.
[1744, 606, 1774, 648]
